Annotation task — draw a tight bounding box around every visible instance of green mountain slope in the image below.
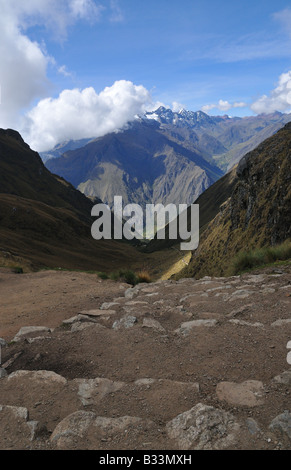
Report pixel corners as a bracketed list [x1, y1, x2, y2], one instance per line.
[175, 122, 291, 279]
[0, 129, 145, 272]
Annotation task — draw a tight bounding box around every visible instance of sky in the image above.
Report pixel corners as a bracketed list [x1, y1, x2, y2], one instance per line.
[0, 0, 291, 151]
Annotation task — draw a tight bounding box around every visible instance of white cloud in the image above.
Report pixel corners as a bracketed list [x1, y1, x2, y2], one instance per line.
[273, 8, 291, 38]
[110, 0, 124, 23]
[251, 71, 291, 114]
[58, 65, 73, 78]
[22, 81, 154, 151]
[0, 0, 103, 130]
[201, 100, 247, 113]
[172, 101, 185, 112]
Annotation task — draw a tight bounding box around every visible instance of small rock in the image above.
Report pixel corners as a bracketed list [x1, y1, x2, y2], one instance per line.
[273, 371, 291, 385]
[0, 368, 8, 378]
[124, 286, 140, 299]
[142, 318, 165, 332]
[269, 411, 291, 439]
[73, 378, 125, 406]
[246, 418, 261, 436]
[27, 420, 47, 441]
[100, 302, 119, 310]
[112, 315, 137, 330]
[166, 403, 240, 450]
[175, 319, 217, 335]
[0, 405, 29, 420]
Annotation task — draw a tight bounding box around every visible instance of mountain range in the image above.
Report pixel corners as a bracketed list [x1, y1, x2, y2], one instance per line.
[44, 107, 291, 211]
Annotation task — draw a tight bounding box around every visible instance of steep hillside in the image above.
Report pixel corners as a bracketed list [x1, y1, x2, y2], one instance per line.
[46, 119, 223, 209]
[0, 129, 147, 272]
[146, 165, 238, 253]
[176, 122, 291, 279]
[0, 129, 95, 222]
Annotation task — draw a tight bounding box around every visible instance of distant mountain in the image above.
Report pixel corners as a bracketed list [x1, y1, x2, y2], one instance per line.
[40, 138, 95, 163]
[0, 129, 145, 272]
[44, 108, 291, 214]
[144, 106, 291, 171]
[173, 122, 291, 278]
[46, 118, 224, 210]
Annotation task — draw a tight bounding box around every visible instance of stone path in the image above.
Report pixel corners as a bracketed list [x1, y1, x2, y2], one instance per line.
[0, 267, 290, 449]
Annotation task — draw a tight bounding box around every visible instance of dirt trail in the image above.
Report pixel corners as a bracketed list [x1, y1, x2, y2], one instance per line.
[0, 265, 290, 450]
[0, 269, 129, 340]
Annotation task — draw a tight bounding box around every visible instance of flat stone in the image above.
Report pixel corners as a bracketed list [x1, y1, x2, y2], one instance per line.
[0, 338, 6, 347]
[166, 403, 240, 450]
[271, 319, 291, 327]
[26, 336, 51, 344]
[8, 370, 67, 385]
[244, 274, 266, 283]
[79, 309, 116, 317]
[13, 326, 52, 342]
[0, 405, 29, 420]
[134, 378, 156, 386]
[260, 288, 276, 294]
[227, 290, 254, 301]
[175, 319, 218, 335]
[100, 302, 119, 310]
[142, 318, 165, 332]
[216, 380, 265, 407]
[206, 285, 232, 292]
[228, 319, 264, 328]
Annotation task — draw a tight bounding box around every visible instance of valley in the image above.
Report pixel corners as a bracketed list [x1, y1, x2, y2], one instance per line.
[0, 114, 290, 452]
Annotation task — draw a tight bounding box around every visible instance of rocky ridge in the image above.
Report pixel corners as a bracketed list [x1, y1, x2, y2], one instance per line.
[0, 266, 290, 450]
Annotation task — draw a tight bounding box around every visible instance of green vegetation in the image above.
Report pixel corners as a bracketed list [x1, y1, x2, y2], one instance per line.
[97, 269, 152, 286]
[230, 240, 291, 275]
[12, 266, 24, 274]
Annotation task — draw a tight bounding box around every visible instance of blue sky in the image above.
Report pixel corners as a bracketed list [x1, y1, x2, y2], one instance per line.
[43, 0, 291, 111]
[0, 0, 291, 150]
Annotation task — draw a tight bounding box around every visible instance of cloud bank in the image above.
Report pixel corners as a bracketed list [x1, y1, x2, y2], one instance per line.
[0, 0, 103, 129]
[201, 100, 247, 113]
[251, 71, 291, 114]
[23, 81, 154, 151]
